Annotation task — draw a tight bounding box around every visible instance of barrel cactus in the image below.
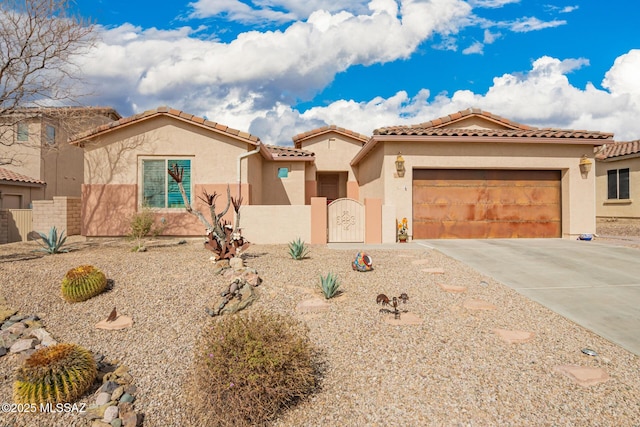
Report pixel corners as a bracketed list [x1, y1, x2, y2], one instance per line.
[61, 265, 107, 302]
[14, 343, 97, 405]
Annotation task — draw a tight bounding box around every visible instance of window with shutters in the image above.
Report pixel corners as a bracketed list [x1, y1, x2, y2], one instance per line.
[607, 168, 630, 200]
[141, 158, 192, 208]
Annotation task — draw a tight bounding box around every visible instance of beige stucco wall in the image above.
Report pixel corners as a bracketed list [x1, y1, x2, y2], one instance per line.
[260, 161, 306, 205]
[0, 183, 44, 209]
[357, 139, 597, 239]
[299, 133, 363, 179]
[596, 157, 640, 218]
[84, 116, 251, 186]
[354, 142, 385, 202]
[240, 205, 311, 243]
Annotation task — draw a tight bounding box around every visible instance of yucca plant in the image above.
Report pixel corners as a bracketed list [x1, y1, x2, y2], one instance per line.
[35, 226, 68, 254]
[320, 272, 340, 299]
[288, 237, 310, 260]
[61, 265, 107, 303]
[14, 343, 97, 405]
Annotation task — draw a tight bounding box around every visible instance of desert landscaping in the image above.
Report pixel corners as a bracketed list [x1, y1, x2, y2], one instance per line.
[0, 219, 639, 426]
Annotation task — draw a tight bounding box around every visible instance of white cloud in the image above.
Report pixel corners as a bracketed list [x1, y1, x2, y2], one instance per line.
[483, 28, 500, 44]
[509, 16, 566, 32]
[244, 51, 640, 144]
[462, 41, 484, 55]
[77, 0, 472, 118]
[468, 0, 520, 7]
[187, 0, 371, 23]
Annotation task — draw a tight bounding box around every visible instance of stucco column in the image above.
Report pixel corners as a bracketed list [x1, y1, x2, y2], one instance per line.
[364, 198, 382, 244]
[346, 181, 359, 200]
[310, 197, 327, 244]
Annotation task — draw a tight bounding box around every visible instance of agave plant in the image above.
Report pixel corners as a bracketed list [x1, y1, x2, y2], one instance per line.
[14, 343, 97, 405]
[35, 226, 68, 254]
[320, 272, 340, 299]
[288, 237, 310, 260]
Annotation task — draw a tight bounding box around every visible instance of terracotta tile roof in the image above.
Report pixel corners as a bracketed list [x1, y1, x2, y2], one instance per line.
[292, 125, 369, 149]
[375, 108, 613, 140]
[70, 106, 260, 145]
[0, 168, 45, 186]
[4, 106, 121, 121]
[351, 108, 614, 167]
[598, 140, 640, 160]
[262, 144, 315, 160]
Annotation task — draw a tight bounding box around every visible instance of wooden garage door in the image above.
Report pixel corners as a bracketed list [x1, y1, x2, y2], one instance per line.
[413, 169, 561, 239]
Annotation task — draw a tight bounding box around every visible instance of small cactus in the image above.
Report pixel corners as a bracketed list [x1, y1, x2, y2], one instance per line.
[61, 265, 107, 302]
[14, 343, 97, 405]
[320, 272, 340, 299]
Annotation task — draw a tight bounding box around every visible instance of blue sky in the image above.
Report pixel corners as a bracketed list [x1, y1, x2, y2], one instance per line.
[71, 0, 640, 145]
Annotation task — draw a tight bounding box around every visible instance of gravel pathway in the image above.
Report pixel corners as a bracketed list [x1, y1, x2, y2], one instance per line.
[1, 237, 640, 426]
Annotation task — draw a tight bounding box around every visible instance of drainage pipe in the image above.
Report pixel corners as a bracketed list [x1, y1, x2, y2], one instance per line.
[237, 143, 261, 199]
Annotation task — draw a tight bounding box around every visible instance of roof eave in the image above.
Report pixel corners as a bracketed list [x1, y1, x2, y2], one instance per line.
[351, 134, 614, 166]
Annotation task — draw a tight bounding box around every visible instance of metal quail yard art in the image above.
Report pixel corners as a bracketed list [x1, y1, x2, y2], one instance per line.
[377, 292, 409, 319]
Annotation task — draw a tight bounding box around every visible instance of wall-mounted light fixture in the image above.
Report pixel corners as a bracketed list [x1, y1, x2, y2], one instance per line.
[395, 153, 405, 178]
[579, 154, 592, 178]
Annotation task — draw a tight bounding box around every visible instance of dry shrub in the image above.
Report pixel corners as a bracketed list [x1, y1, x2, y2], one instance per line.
[191, 312, 317, 426]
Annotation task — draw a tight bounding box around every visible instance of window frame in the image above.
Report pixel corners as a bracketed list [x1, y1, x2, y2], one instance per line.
[139, 157, 193, 210]
[607, 168, 630, 200]
[16, 123, 28, 141]
[44, 125, 56, 145]
[277, 167, 289, 179]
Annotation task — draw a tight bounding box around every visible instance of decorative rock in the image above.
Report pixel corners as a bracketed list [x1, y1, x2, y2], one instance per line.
[554, 365, 610, 387]
[92, 420, 113, 427]
[96, 315, 133, 330]
[24, 319, 44, 329]
[9, 338, 37, 353]
[437, 283, 467, 293]
[95, 392, 112, 406]
[119, 393, 134, 403]
[85, 403, 113, 420]
[0, 320, 15, 330]
[121, 412, 137, 427]
[111, 386, 125, 401]
[4, 322, 26, 335]
[0, 347, 6, 357]
[493, 328, 536, 344]
[209, 281, 257, 316]
[8, 314, 25, 322]
[244, 272, 262, 287]
[212, 259, 230, 273]
[103, 405, 119, 423]
[124, 384, 137, 395]
[114, 365, 129, 376]
[229, 257, 245, 270]
[463, 299, 497, 311]
[26, 327, 52, 342]
[0, 332, 18, 349]
[422, 268, 445, 274]
[115, 373, 133, 385]
[111, 419, 123, 427]
[100, 381, 120, 394]
[384, 312, 423, 326]
[296, 298, 330, 313]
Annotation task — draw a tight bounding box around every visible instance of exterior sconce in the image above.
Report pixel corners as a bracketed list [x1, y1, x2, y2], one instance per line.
[395, 153, 405, 178]
[579, 155, 592, 178]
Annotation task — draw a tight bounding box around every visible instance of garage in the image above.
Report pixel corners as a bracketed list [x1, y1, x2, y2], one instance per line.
[413, 169, 561, 239]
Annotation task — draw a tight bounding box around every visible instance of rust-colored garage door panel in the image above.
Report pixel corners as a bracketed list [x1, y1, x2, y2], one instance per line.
[413, 220, 561, 239]
[412, 169, 561, 239]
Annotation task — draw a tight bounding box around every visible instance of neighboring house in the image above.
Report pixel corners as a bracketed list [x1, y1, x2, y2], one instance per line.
[0, 168, 46, 209]
[595, 140, 640, 219]
[0, 107, 121, 208]
[72, 107, 613, 241]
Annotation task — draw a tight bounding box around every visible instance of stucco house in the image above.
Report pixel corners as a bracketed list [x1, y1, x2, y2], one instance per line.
[596, 140, 640, 220]
[0, 107, 121, 209]
[71, 107, 613, 243]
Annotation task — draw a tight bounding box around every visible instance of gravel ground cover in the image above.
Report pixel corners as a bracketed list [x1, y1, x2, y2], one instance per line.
[0, 229, 639, 426]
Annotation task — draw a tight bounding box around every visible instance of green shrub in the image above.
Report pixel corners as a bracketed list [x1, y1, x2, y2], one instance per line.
[191, 313, 317, 427]
[61, 265, 107, 302]
[320, 272, 340, 299]
[14, 343, 96, 405]
[288, 237, 310, 260]
[128, 205, 165, 251]
[34, 226, 68, 254]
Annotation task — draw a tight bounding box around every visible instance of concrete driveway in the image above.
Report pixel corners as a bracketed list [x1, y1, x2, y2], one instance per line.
[416, 238, 640, 356]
